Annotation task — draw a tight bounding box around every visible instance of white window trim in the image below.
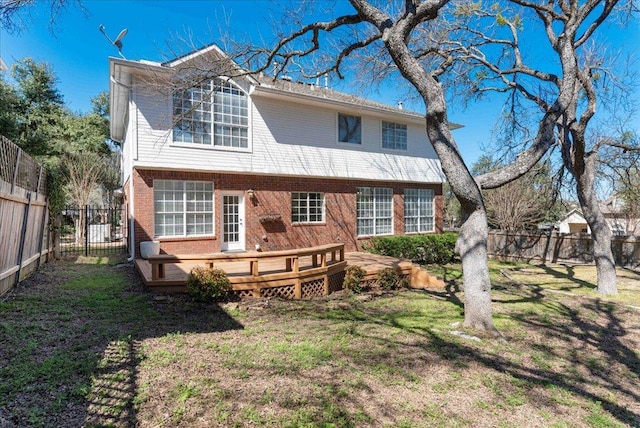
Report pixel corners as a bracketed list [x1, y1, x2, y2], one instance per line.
[291, 192, 326, 224]
[356, 187, 394, 237]
[404, 188, 435, 234]
[169, 79, 253, 153]
[381, 121, 408, 151]
[336, 112, 362, 145]
[153, 179, 215, 239]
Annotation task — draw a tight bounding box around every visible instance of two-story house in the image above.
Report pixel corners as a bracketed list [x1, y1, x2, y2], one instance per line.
[109, 45, 453, 259]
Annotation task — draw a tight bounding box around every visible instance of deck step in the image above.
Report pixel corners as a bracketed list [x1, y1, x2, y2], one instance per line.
[409, 265, 445, 289]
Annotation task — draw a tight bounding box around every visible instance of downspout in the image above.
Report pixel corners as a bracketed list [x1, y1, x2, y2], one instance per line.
[110, 61, 135, 261]
[128, 91, 136, 261]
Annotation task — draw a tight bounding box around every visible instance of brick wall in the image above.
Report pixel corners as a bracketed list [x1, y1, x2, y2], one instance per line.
[132, 168, 443, 256]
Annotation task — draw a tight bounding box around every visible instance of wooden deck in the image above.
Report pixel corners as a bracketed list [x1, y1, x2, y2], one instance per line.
[134, 250, 444, 296]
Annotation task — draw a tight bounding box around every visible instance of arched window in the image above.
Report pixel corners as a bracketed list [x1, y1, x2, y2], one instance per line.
[173, 78, 248, 149]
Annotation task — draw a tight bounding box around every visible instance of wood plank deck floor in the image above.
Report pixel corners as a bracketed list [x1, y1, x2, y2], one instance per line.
[134, 252, 438, 293]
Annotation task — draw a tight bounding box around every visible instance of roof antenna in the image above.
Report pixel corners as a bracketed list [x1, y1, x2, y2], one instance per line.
[99, 25, 128, 59]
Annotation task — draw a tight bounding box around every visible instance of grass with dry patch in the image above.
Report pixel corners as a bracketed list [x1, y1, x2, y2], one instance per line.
[0, 257, 638, 427]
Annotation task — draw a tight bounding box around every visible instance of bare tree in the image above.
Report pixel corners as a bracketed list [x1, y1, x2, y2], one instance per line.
[441, 0, 638, 294]
[158, 0, 626, 329]
[476, 161, 559, 231]
[600, 131, 640, 234]
[0, 0, 83, 32]
[234, 0, 586, 334]
[62, 151, 109, 244]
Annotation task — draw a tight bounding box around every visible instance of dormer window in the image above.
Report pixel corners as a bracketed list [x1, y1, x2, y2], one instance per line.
[173, 78, 249, 149]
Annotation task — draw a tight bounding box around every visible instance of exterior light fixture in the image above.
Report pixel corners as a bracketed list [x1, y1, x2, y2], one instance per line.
[247, 189, 255, 199]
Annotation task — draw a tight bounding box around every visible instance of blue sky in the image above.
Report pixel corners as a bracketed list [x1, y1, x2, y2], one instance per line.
[1, 0, 638, 167]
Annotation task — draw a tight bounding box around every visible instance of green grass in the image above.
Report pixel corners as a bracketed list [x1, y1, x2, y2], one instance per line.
[1, 257, 639, 427]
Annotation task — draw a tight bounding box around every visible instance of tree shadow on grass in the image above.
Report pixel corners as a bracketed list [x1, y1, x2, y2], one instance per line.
[420, 265, 465, 309]
[309, 290, 640, 427]
[0, 257, 243, 427]
[530, 263, 597, 291]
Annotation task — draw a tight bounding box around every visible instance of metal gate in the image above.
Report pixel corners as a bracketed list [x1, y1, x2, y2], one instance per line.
[60, 205, 128, 256]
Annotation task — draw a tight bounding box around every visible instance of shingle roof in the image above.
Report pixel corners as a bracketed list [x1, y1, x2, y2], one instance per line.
[119, 43, 461, 126]
[253, 73, 423, 118]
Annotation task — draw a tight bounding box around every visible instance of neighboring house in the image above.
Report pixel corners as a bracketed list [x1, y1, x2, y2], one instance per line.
[600, 196, 640, 236]
[109, 44, 454, 259]
[556, 197, 640, 236]
[556, 209, 590, 234]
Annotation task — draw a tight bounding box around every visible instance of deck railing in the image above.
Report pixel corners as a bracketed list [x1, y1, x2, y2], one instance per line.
[146, 243, 346, 299]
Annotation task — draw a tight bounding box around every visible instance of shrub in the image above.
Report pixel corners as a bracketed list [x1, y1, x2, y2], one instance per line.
[375, 267, 407, 290]
[186, 266, 231, 302]
[364, 233, 457, 265]
[343, 265, 367, 293]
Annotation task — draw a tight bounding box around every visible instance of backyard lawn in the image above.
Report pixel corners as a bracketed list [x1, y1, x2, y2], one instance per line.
[0, 256, 638, 427]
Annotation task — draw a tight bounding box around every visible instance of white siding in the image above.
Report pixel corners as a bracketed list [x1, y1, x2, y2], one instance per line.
[557, 211, 589, 234]
[128, 78, 444, 183]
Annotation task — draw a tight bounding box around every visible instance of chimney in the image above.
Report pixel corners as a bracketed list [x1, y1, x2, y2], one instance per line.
[397, 101, 403, 110]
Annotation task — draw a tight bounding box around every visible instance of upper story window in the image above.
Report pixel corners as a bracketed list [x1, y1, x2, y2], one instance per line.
[338, 113, 361, 144]
[291, 192, 325, 223]
[173, 78, 249, 149]
[382, 121, 407, 150]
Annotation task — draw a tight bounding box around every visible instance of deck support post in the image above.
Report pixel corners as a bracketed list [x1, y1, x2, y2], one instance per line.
[151, 263, 165, 280]
[294, 279, 302, 299]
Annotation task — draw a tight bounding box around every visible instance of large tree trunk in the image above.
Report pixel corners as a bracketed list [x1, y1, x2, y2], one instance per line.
[425, 118, 499, 334]
[576, 156, 618, 294]
[457, 206, 496, 332]
[379, 23, 499, 334]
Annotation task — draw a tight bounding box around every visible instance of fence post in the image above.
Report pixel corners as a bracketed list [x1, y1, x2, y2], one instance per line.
[52, 214, 61, 259]
[85, 205, 89, 257]
[36, 202, 48, 268]
[11, 149, 21, 194]
[15, 192, 32, 286]
[35, 165, 43, 199]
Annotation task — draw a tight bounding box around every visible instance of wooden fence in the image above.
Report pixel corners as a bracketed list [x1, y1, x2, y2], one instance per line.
[0, 135, 51, 297]
[487, 230, 640, 267]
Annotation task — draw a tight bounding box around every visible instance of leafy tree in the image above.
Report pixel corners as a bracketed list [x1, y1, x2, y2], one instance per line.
[2, 58, 117, 214]
[10, 58, 68, 157]
[0, 77, 21, 141]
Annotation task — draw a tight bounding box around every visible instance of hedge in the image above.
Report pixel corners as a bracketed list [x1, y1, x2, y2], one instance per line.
[364, 233, 458, 265]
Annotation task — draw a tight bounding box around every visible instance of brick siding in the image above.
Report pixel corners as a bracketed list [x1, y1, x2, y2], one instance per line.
[131, 168, 443, 257]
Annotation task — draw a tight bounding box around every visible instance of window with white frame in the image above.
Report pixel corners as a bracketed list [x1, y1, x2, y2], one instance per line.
[338, 113, 362, 144]
[173, 78, 248, 149]
[611, 223, 625, 236]
[382, 121, 407, 150]
[356, 187, 393, 236]
[291, 192, 325, 223]
[154, 180, 214, 237]
[404, 188, 434, 233]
